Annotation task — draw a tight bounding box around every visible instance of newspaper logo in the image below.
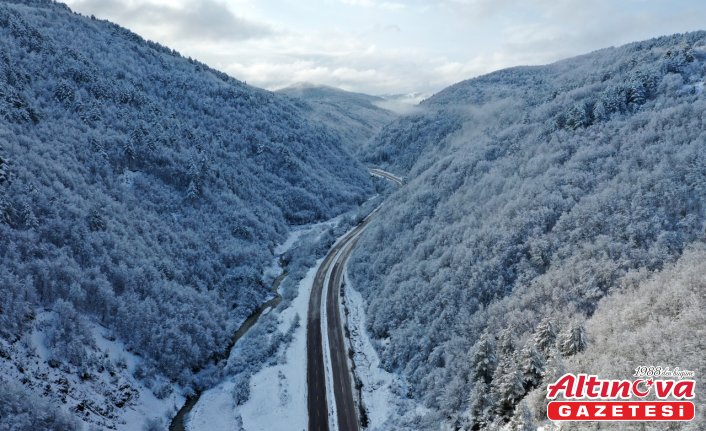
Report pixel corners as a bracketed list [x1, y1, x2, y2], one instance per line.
[546, 371, 696, 421]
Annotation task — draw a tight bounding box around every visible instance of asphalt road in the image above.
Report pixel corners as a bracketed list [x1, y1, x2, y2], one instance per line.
[307, 168, 401, 431]
[306, 215, 372, 431]
[327, 235, 363, 431]
[369, 168, 404, 186]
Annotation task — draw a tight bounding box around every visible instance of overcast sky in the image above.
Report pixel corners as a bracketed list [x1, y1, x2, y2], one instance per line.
[65, 0, 706, 97]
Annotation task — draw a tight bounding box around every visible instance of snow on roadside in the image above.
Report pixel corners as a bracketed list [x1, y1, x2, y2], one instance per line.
[341, 268, 394, 429]
[185, 216, 361, 431]
[263, 216, 345, 284]
[184, 378, 239, 431]
[187, 262, 320, 431]
[275, 214, 346, 256]
[342, 265, 436, 430]
[320, 249, 340, 431]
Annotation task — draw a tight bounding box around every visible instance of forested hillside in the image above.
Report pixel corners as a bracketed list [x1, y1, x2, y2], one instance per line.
[278, 83, 396, 157]
[349, 32, 706, 429]
[0, 0, 370, 427]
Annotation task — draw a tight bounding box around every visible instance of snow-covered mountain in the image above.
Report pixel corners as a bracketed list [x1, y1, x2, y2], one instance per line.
[4, 0, 706, 429]
[278, 83, 397, 157]
[0, 1, 371, 429]
[349, 32, 706, 429]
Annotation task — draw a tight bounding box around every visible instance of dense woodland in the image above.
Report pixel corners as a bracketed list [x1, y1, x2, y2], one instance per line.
[2, 1, 706, 430]
[278, 83, 397, 157]
[350, 32, 706, 429]
[0, 0, 371, 425]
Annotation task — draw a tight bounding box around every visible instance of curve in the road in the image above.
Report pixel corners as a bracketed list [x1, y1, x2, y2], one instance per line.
[369, 168, 404, 186]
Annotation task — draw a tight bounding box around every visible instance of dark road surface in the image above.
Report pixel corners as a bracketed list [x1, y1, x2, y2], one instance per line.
[327, 236, 363, 431]
[306, 214, 373, 431]
[307, 168, 401, 431]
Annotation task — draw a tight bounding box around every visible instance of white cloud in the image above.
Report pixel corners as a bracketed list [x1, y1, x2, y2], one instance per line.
[69, 0, 273, 42]
[339, 0, 406, 9]
[64, 0, 706, 97]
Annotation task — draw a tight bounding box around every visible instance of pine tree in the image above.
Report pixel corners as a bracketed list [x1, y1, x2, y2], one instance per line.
[519, 344, 545, 390]
[559, 322, 587, 356]
[543, 352, 566, 387]
[123, 138, 135, 161]
[0, 155, 9, 185]
[566, 103, 591, 129]
[87, 207, 106, 231]
[498, 328, 515, 356]
[593, 100, 608, 122]
[537, 352, 566, 416]
[627, 80, 647, 106]
[534, 317, 556, 354]
[491, 339, 526, 418]
[493, 366, 526, 417]
[186, 179, 199, 201]
[0, 156, 8, 224]
[19, 201, 37, 229]
[467, 381, 493, 430]
[471, 332, 497, 384]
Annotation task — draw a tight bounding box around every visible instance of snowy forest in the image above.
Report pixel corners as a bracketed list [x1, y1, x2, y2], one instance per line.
[0, 0, 372, 427]
[350, 32, 706, 429]
[277, 84, 397, 158]
[2, 0, 706, 430]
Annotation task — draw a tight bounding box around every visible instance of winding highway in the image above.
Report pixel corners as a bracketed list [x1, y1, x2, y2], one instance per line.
[306, 168, 402, 431]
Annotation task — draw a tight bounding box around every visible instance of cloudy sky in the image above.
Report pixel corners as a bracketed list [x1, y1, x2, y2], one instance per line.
[65, 0, 706, 96]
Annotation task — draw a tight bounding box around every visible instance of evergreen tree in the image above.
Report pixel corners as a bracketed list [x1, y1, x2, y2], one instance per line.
[559, 322, 587, 356]
[0, 155, 8, 185]
[0, 155, 8, 224]
[123, 137, 135, 161]
[186, 179, 199, 201]
[467, 381, 493, 430]
[534, 317, 556, 354]
[519, 344, 545, 390]
[592, 100, 608, 122]
[471, 332, 497, 384]
[497, 328, 515, 357]
[492, 366, 526, 417]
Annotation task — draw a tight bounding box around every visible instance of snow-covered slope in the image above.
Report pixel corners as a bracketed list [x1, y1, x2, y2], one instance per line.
[0, 0, 372, 429]
[349, 32, 706, 429]
[1, 310, 183, 430]
[555, 245, 706, 430]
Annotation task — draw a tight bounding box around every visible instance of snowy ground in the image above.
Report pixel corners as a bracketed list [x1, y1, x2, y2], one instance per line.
[185, 214, 411, 431]
[186, 217, 346, 431]
[341, 268, 394, 429]
[342, 266, 439, 430]
[89, 324, 185, 430]
[187, 261, 319, 431]
[240, 259, 317, 431]
[0, 310, 184, 431]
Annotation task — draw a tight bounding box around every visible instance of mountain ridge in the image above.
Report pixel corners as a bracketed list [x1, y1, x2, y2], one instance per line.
[350, 30, 706, 430]
[0, 1, 371, 428]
